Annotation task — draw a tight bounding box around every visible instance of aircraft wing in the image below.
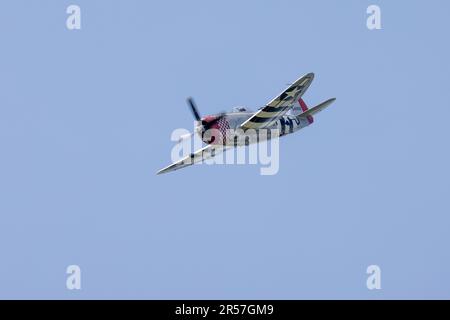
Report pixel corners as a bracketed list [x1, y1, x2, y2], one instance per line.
[156, 144, 228, 175]
[240, 73, 314, 130]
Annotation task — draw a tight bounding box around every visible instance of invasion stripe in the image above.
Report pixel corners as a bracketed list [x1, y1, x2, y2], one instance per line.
[248, 115, 279, 124]
[257, 107, 291, 118]
[263, 106, 285, 113]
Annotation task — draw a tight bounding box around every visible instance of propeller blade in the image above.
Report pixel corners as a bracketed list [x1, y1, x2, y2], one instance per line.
[187, 97, 201, 121]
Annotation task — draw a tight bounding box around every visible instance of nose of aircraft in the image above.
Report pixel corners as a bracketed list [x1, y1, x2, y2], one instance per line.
[201, 115, 217, 126]
[200, 115, 226, 144]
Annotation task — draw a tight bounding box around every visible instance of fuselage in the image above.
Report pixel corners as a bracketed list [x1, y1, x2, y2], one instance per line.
[198, 109, 313, 146]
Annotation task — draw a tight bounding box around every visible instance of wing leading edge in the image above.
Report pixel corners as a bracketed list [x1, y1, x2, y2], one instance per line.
[240, 73, 314, 130]
[156, 144, 228, 175]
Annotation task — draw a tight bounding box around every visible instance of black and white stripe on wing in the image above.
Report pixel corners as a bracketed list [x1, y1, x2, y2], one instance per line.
[240, 73, 314, 130]
[247, 106, 291, 123]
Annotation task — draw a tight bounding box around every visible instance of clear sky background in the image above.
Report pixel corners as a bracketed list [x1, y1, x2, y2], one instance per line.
[0, 0, 449, 299]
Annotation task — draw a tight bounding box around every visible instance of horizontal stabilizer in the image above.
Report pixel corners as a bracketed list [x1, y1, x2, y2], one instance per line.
[299, 98, 335, 118]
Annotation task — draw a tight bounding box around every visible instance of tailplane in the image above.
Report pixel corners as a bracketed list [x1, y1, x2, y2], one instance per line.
[288, 97, 335, 123]
[298, 98, 336, 120]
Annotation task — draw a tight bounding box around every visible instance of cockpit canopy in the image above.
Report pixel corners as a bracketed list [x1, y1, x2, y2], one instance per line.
[232, 106, 250, 112]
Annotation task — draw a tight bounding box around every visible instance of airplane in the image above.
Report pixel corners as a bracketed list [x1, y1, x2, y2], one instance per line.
[157, 72, 335, 175]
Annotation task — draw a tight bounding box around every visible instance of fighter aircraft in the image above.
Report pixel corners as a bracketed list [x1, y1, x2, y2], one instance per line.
[157, 73, 335, 175]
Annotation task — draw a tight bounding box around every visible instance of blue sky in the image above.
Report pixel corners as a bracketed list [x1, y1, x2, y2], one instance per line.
[0, 0, 449, 299]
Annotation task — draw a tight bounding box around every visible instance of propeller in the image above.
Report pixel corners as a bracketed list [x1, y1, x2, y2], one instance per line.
[187, 97, 201, 122]
[186, 97, 226, 132]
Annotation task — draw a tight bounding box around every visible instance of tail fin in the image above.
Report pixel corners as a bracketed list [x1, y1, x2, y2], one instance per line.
[298, 98, 314, 124]
[287, 98, 310, 116]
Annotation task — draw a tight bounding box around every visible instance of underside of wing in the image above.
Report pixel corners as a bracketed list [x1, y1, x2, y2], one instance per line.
[240, 73, 314, 130]
[156, 144, 227, 175]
